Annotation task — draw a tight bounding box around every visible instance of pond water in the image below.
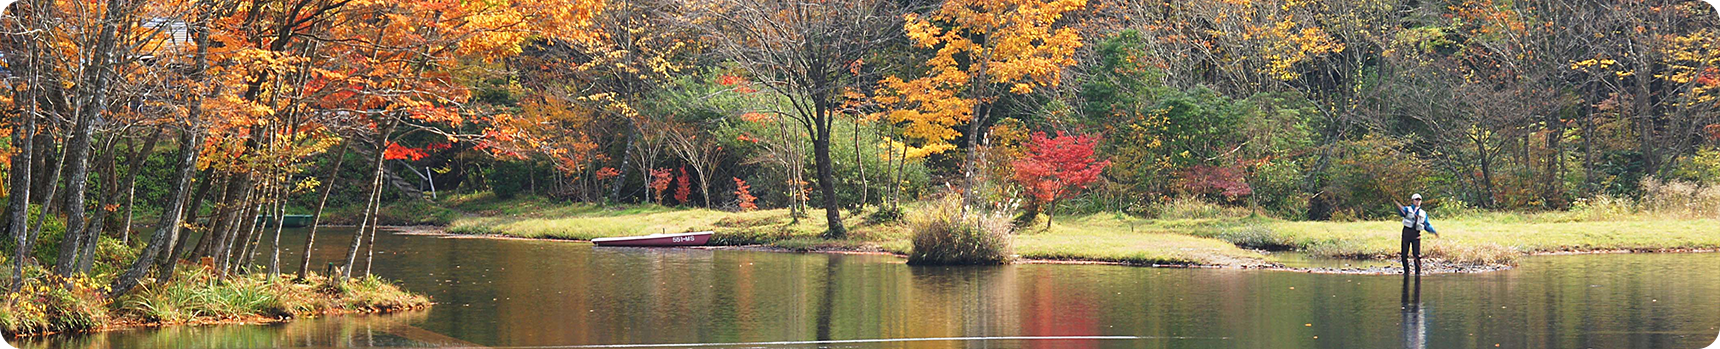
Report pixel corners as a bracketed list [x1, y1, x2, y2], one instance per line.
[19, 228, 1720, 348]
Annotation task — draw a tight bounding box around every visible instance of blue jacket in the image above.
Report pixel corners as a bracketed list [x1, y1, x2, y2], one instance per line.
[1398, 206, 1438, 234]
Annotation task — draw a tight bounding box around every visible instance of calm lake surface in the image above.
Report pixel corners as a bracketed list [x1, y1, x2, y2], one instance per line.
[22, 228, 1720, 348]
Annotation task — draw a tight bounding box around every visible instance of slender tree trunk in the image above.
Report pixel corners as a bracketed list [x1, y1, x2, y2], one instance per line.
[345, 124, 392, 277]
[609, 124, 636, 203]
[112, 5, 214, 294]
[362, 205, 379, 277]
[26, 133, 69, 251]
[176, 165, 222, 255]
[1475, 134, 1496, 208]
[958, 101, 996, 215]
[53, 0, 130, 279]
[267, 174, 290, 279]
[187, 172, 227, 258]
[217, 178, 261, 275]
[853, 116, 866, 210]
[235, 182, 274, 274]
[299, 141, 349, 279]
[74, 135, 125, 273]
[117, 128, 163, 244]
[162, 167, 219, 279]
[893, 133, 907, 210]
[693, 165, 711, 208]
[190, 170, 235, 258]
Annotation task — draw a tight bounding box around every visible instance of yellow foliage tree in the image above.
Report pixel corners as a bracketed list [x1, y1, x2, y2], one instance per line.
[881, 0, 1087, 208]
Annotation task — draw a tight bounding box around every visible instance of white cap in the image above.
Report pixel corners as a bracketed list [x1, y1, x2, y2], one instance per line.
[1411, 193, 1423, 200]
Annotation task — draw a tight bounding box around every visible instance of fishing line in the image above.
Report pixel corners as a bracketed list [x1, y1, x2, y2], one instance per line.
[475, 335, 1228, 348]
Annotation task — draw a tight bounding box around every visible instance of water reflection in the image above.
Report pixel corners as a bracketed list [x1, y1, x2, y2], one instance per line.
[1401, 273, 1424, 349]
[16, 310, 441, 348]
[23, 229, 1720, 349]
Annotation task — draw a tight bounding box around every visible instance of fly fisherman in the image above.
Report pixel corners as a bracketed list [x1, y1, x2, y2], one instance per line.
[1395, 194, 1439, 274]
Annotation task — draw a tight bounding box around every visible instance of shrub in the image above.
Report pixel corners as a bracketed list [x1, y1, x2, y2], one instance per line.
[1, 281, 51, 335]
[906, 198, 1014, 265]
[45, 277, 111, 332]
[866, 206, 904, 224]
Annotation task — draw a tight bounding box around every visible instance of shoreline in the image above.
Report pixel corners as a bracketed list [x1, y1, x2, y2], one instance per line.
[385, 225, 1720, 275]
[11, 304, 425, 339]
[2, 269, 431, 339]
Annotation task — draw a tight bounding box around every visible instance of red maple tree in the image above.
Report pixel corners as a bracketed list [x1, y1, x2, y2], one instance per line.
[383, 142, 429, 161]
[674, 167, 692, 205]
[649, 168, 674, 204]
[1012, 131, 1110, 228]
[733, 177, 758, 211]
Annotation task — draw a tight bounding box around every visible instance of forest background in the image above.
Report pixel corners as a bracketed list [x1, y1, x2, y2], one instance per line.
[2, 0, 1720, 300]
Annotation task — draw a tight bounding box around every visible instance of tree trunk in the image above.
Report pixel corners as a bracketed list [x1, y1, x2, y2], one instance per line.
[174, 165, 221, 257]
[191, 171, 238, 259]
[110, 129, 205, 295]
[345, 124, 392, 277]
[53, 110, 96, 278]
[110, 4, 212, 294]
[117, 128, 164, 244]
[893, 134, 907, 210]
[299, 141, 349, 279]
[1475, 134, 1496, 209]
[813, 108, 844, 239]
[362, 206, 379, 277]
[266, 175, 290, 279]
[609, 124, 636, 203]
[852, 116, 866, 210]
[693, 165, 711, 208]
[7, 67, 37, 292]
[218, 180, 263, 275]
[234, 182, 273, 274]
[163, 167, 221, 280]
[958, 100, 995, 214]
[74, 134, 125, 273]
[25, 132, 70, 251]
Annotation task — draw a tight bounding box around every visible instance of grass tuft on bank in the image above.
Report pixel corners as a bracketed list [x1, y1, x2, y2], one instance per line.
[905, 198, 1014, 265]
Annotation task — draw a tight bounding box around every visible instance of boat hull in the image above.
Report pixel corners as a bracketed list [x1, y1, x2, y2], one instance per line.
[591, 231, 713, 247]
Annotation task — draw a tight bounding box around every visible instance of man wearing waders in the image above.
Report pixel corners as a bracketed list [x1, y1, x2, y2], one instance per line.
[1396, 194, 1438, 274]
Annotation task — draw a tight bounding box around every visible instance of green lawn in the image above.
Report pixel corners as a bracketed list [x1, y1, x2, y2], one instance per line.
[435, 194, 1719, 269]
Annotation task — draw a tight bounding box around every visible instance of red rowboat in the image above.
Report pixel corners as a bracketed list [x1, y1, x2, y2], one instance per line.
[591, 231, 713, 247]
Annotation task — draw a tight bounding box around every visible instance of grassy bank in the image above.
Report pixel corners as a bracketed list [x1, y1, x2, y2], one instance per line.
[0, 234, 429, 338]
[431, 193, 1718, 271]
[1, 265, 428, 337]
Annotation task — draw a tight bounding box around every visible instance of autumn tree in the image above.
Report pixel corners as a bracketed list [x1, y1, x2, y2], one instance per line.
[690, 0, 900, 238]
[886, 0, 1086, 211]
[505, 0, 694, 203]
[1012, 131, 1108, 228]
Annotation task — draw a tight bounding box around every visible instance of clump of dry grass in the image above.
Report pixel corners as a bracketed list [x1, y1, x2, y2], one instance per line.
[907, 197, 1014, 265]
[1639, 178, 1720, 218]
[1149, 196, 1255, 220]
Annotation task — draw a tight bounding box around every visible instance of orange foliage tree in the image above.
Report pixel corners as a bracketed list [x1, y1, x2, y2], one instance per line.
[885, 0, 1087, 210]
